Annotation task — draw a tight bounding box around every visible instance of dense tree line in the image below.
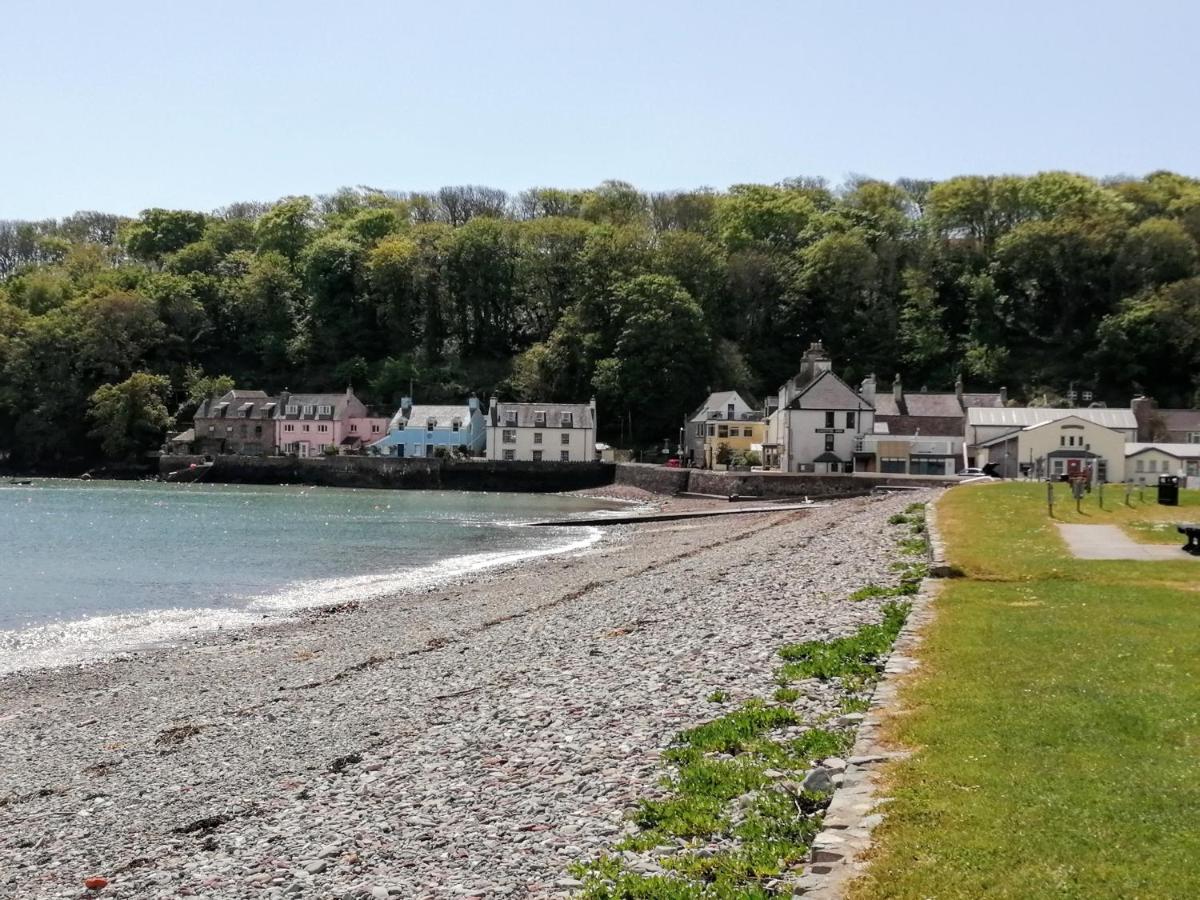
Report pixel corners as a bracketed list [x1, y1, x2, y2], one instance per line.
[1, 173, 1198, 469]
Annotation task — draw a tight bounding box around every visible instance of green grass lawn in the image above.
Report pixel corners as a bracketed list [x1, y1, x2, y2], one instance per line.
[1047, 482, 1200, 544]
[850, 483, 1200, 900]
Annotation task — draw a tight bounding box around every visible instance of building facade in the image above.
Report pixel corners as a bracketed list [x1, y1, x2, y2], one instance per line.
[275, 388, 388, 457]
[192, 390, 280, 456]
[973, 414, 1127, 482]
[1131, 396, 1200, 444]
[485, 398, 597, 462]
[1126, 443, 1200, 485]
[762, 343, 874, 473]
[686, 391, 763, 467]
[369, 397, 486, 458]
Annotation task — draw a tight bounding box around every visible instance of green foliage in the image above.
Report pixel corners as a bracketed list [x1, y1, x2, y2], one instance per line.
[87, 372, 173, 460]
[778, 603, 910, 681]
[706, 689, 730, 703]
[4, 172, 1200, 470]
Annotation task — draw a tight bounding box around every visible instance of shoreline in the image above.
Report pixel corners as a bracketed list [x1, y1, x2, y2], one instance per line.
[0, 490, 930, 898]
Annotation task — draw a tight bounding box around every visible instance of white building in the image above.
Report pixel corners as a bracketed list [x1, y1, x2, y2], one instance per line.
[486, 398, 598, 463]
[1126, 443, 1200, 485]
[965, 406, 1137, 449]
[762, 342, 874, 473]
[973, 413, 1128, 482]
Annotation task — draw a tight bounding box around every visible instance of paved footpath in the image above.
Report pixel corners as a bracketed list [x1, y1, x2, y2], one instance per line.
[1056, 523, 1195, 560]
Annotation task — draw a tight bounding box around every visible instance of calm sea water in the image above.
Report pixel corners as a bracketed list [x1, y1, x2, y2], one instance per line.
[0, 480, 618, 674]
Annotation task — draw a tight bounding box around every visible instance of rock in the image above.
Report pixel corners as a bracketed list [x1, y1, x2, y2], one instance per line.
[821, 756, 847, 773]
[84, 877, 109, 890]
[835, 712, 865, 727]
[801, 767, 835, 793]
[304, 860, 328, 875]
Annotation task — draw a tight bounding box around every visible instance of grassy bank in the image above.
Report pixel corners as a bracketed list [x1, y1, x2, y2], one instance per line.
[1046, 481, 1199, 544]
[851, 483, 1200, 899]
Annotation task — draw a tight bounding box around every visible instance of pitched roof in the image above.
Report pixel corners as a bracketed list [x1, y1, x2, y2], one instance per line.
[875, 390, 1002, 418]
[195, 390, 279, 420]
[966, 407, 1137, 430]
[784, 370, 873, 411]
[492, 401, 594, 427]
[1126, 442, 1200, 459]
[689, 390, 757, 423]
[1157, 409, 1200, 432]
[390, 405, 475, 429]
[813, 451, 843, 463]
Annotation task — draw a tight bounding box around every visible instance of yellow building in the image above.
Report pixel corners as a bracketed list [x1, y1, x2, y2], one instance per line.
[702, 418, 766, 468]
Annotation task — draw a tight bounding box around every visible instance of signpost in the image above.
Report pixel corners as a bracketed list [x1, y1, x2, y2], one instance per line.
[1047, 480, 1054, 517]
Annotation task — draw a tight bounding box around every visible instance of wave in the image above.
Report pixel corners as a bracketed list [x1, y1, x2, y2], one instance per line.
[0, 525, 602, 677]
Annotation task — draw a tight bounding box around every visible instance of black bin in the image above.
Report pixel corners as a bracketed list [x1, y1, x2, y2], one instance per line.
[1158, 474, 1180, 506]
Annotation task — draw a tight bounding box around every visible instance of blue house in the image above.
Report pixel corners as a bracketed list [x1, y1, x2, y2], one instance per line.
[369, 396, 487, 458]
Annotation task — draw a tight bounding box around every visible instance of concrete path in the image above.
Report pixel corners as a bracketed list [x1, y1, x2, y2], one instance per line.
[1056, 524, 1195, 561]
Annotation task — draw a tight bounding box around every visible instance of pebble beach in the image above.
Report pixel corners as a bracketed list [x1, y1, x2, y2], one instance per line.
[0, 489, 928, 899]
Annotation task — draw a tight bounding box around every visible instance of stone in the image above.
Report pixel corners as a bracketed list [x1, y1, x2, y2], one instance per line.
[304, 860, 327, 875]
[801, 767, 835, 793]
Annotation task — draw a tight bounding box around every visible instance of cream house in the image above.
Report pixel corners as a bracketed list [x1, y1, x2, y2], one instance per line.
[486, 397, 597, 463]
[974, 414, 1127, 482]
[1126, 443, 1200, 485]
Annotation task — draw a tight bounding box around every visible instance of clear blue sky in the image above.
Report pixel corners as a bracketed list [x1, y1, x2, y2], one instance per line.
[2, 0, 1197, 220]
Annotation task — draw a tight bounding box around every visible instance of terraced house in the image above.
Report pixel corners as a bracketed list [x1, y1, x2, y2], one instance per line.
[686, 390, 764, 468]
[369, 396, 487, 458]
[191, 390, 280, 456]
[485, 397, 598, 462]
[274, 388, 388, 457]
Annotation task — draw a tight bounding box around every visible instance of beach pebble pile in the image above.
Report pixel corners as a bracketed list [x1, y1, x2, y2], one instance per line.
[0, 491, 929, 898]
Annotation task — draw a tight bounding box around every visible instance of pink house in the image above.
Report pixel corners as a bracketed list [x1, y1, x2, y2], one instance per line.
[275, 388, 389, 457]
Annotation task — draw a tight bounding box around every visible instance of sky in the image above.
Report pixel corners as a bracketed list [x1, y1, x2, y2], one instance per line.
[2, 0, 1197, 220]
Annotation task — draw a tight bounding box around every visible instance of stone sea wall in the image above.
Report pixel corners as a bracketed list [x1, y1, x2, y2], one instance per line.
[159, 455, 614, 493]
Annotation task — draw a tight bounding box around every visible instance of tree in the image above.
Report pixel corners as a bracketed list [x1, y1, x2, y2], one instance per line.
[87, 372, 173, 460]
[122, 209, 207, 263]
[255, 197, 315, 263]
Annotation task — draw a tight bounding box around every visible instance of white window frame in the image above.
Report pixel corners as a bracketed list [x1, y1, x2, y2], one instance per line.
[502, 449, 515, 461]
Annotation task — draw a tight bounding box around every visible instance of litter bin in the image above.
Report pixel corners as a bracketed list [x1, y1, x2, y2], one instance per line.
[1158, 474, 1180, 506]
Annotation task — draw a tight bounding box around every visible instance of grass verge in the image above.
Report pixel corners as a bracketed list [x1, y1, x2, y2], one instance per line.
[849, 483, 1200, 900]
[1047, 482, 1199, 544]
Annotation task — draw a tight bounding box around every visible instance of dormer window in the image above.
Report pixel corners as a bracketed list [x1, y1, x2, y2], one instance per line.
[285, 404, 299, 416]
[317, 404, 333, 416]
[560, 412, 573, 428]
[505, 412, 518, 427]
[302, 404, 315, 417]
[726, 403, 735, 418]
[534, 411, 546, 426]
[426, 420, 435, 432]
[452, 419, 461, 432]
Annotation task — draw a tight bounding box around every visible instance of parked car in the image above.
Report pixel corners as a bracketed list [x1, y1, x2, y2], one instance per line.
[957, 466, 985, 476]
[664, 458, 681, 468]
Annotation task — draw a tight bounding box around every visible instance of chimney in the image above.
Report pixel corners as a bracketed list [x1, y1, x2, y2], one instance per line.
[954, 373, 964, 403]
[860, 374, 877, 406]
[893, 374, 902, 403]
[1131, 395, 1156, 441]
[489, 394, 499, 426]
[796, 341, 832, 388]
[999, 386, 1007, 405]
[400, 396, 412, 418]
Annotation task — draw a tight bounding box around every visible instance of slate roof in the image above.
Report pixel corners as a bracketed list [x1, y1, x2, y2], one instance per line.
[279, 393, 359, 418]
[1158, 409, 1200, 433]
[491, 402, 594, 427]
[689, 391, 758, 423]
[784, 370, 873, 411]
[389, 405, 475, 430]
[813, 451, 844, 463]
[1126, 442, 1200, 458]
[967, 407, 1137, 430]
[875, 390, 1003, 418]
[195, 391, 279, 420]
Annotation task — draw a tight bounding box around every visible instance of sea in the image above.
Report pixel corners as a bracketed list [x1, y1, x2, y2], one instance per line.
[0, 479, 622, 675]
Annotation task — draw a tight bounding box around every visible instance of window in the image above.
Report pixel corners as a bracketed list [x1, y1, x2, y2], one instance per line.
[707, 424, 715, 437]
[372, 424, 380, 433]
[303, 424, 310, 432]
[695, 424, 704, 437]
[1189, 432, 1200, 444]
[881, 457, 906, 474]
[534, 411, 546, 426]
[285, 424, 294, 432]
[505, 412, 518, 427]
[533, 432, 543, 444]
[1053, 459, 1065, 474]
[561, 412, 573, 428]
[208, 425, 214, 433]
[1187, 461, 1199, 477]
[846, 411, 855, 429]
[561, 433, 570, 445]
[425, 445, 434, 457]
[502, 429, 516, 443]
[302, 405, 315, 416]
[1082, 391, 1093, 402]
[255, 425, 262, 435]
[718, 425, 728, 438]
[317, 404, 332, 416]
[503, 449, 515, 461]
[1148, 460, 1158, 473]
[426, 421, 434, 432]
[452, 421, 460, 432]
[318, 424, 328, 433]
[1136, 459, 1145, 472]
[726, 403, 735, 419]
[1060, 436, 1066, 446]
[825, 411, 835, 428]
[824, 434, 835, 452]
[532, 450, 543, 461]
[743, 427, 753, 437]
[351, 423, 359, 432]
[285, 405, 299, 416]
[560, 450, 570, 461]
